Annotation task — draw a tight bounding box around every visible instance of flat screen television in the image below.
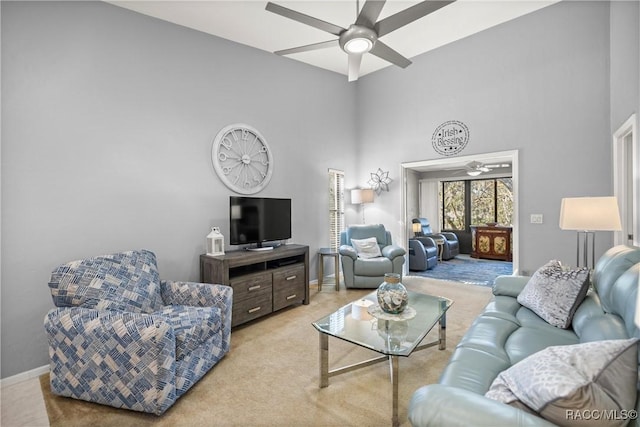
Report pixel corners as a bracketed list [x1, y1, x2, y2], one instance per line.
[229, 196, 292, 248]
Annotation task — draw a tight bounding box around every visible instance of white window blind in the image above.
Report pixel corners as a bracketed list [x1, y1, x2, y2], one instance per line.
[329, 169, 345, 252]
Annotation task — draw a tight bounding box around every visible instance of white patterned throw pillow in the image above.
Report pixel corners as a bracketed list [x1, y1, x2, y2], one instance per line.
[517, 260, 589, 328]
[350, 237, 382, 259]
[485, 338, 639, 427]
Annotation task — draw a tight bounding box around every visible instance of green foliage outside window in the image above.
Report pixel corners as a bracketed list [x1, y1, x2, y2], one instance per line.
[441, 181, 465, 230]
[471, 180, 495, 225]
[497, 178, 514, 225]
[441, 178, 513, 231]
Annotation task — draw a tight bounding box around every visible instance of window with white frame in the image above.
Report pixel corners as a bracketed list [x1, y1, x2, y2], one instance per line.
[328, 169, 345, 252]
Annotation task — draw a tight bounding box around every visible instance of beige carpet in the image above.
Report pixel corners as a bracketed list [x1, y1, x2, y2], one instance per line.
[40, 276, 492, 427]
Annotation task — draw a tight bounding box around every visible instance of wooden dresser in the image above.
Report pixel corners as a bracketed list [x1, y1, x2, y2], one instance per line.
[471, 226, 512, 261]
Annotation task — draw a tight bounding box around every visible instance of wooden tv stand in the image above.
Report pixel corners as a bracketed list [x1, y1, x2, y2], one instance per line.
[200, 244, 309, 327]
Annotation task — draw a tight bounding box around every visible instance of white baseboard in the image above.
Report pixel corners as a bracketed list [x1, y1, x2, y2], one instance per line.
[1, 365, 49, 388]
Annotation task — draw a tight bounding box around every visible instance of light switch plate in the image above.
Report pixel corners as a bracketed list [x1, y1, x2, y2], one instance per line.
[530, 214, 543, 224]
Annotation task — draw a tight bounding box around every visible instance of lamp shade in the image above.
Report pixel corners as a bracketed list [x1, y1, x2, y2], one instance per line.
[412, 223, 422, 234]
[559, 197, 622, 231]
[351, 188, 374, 204]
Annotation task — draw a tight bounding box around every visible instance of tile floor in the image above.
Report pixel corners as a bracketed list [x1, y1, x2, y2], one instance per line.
[1, 378, 49, 426]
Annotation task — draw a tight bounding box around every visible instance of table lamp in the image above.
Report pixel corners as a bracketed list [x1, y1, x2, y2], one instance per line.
[412, 222, 422, 237]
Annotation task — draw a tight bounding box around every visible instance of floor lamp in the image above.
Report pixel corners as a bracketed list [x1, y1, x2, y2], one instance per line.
[559, 196, 622, 268]
[351, 188, 374, 224]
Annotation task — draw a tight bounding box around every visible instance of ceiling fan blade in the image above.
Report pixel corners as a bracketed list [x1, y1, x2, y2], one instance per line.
[466, 161, 481, 170]
[370, 40, 411, 68]
[355, 0, 386, 28]
[265, 2, 345, 37]
[374, 0, 455, 37]
[275, 39, 339, 56]
[348, 53, 363, 82]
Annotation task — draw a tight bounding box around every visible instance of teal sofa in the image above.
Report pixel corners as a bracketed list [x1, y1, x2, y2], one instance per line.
[409, 245, 640, 426]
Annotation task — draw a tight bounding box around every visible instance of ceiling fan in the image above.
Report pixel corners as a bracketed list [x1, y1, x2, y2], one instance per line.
[443, 161, 509, 176]
[462, 161, 512, 176]
[464, 161, 491, 176]
[265, 0, 455, 82]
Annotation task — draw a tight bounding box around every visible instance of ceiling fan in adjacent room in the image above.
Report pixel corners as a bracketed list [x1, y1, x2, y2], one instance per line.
[462, 161, 512, 176]
[444, 161, 511, 177]
[464, 161, 491, 176]
[265, 0, 455, 82]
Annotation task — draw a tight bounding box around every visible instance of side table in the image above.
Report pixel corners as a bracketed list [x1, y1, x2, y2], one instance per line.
[317, 248, 340, 291]
[433, 237, 445, 262]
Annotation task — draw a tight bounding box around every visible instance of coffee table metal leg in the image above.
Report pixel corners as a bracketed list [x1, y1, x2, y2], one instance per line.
[319, 333, 329, 388]
[439, 310, 447, 350]
[389, 356, 399, 427]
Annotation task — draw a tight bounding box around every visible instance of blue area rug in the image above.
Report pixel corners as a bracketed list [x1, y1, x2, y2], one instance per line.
[409, 255, 513, 287]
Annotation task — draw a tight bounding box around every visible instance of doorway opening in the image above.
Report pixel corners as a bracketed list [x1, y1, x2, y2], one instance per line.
[401, 150, 520, 275]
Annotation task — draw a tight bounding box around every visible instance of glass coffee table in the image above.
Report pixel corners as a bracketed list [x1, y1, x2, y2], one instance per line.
[312, 290, 453, 427]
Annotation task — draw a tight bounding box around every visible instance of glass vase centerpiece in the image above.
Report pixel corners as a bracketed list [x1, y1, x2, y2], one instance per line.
[376, 273, 408, 314]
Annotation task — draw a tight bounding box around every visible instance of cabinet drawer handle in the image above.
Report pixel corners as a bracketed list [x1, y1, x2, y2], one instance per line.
[286, 294, 297, 300]
[248, 307, 261, 314]
[286, 275, 297, 281]
[248, 285, 261, 291]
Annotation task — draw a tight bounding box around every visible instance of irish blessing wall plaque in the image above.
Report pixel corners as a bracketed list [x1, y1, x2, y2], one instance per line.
[431, 120, 470, 156]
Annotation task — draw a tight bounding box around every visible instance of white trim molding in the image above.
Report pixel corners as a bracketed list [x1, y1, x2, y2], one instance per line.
[0, 365, 49, 388]
[612, 114, 638, 246]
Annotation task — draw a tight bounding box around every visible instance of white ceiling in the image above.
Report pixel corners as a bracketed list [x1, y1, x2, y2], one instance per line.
[106, 0, 558, 79]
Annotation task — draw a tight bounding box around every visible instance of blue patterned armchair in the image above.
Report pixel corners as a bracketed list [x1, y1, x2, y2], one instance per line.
[44, 249, 232, 415]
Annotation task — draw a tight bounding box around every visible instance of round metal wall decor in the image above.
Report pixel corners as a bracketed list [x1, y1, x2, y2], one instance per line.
[211, 123, 273, 194]
[431, 120, 470, 156]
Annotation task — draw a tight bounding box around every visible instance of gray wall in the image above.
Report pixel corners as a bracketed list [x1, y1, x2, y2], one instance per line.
[610, 0, 640, 218]
[355, 1, 627, 274]
[1, 0, 638, 379]
[610, 0, 640, 132]
[1, 1, 356, 378]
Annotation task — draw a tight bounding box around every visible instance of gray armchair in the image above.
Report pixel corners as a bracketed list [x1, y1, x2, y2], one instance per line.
[339, 224, 406, 288]
[412, 218, 460, 260]
[409, 237, 438, 271]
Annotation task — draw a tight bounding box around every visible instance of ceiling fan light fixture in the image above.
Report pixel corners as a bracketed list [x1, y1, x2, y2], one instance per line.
[466, 170, 482, 177]
[339, 24, 377, 55]
[344, 37, 373, 54]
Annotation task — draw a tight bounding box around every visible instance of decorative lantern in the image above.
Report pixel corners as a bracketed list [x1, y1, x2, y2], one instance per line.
[206, 227, 225, 256]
